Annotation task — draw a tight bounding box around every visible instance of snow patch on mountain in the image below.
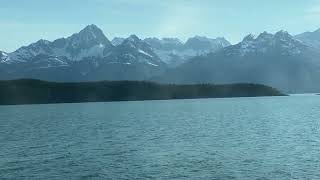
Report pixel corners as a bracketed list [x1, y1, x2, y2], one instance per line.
[138, 49, 153, 58]
[0, 51, 9, 63]
[147, 62, 159, 66]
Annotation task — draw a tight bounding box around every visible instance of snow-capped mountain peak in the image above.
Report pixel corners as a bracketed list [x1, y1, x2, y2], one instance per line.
[35, 39, 51, 45]
[126, 35, 140, 43]
[120, 35, 143, 49]
[107, 34, 164, 67]
[274, 30, 291, 39]
[75, 24, 107, 42]
[256, 31, 273, 42]
[226, 31, 307, 57]
[80, 24, 101, 33]
[5, 24, 114, 64]
[65, 24, 112, 50]
[215, 37, 231, 47]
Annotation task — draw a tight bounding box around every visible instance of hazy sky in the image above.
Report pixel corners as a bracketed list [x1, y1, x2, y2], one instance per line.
[1, 0, 320, 52]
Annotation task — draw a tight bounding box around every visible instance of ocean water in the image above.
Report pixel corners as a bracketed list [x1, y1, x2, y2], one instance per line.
[1, 95, 320, 179]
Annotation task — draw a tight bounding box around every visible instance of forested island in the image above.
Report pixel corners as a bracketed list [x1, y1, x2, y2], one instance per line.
[0, 79, 286, 105]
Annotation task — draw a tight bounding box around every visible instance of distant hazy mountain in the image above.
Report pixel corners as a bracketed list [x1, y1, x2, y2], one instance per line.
[156, 31, 320, 93]
[295, 28, 320, 49]
[144, 38, 184, 50]
[184, 36, 230, 51]
[0, 25, 166, 81]
[111, 37, 125, 46]
[144, 36, 231, 67]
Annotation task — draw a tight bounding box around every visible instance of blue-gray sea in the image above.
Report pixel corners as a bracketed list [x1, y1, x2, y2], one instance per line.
[1, 95, 320, 179]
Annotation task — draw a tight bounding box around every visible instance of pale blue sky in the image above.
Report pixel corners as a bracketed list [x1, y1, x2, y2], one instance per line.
[1, 0, 320, 52]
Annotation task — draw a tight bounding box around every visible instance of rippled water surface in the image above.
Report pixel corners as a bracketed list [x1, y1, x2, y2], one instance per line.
[1, 95, 320, 179]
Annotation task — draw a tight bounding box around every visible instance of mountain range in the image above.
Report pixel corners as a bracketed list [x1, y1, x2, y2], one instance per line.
[2, 24, 320, 93]
[157, 30, 320, 93]
[0, 24, 229, 82]
[143, 36, 230, 67]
